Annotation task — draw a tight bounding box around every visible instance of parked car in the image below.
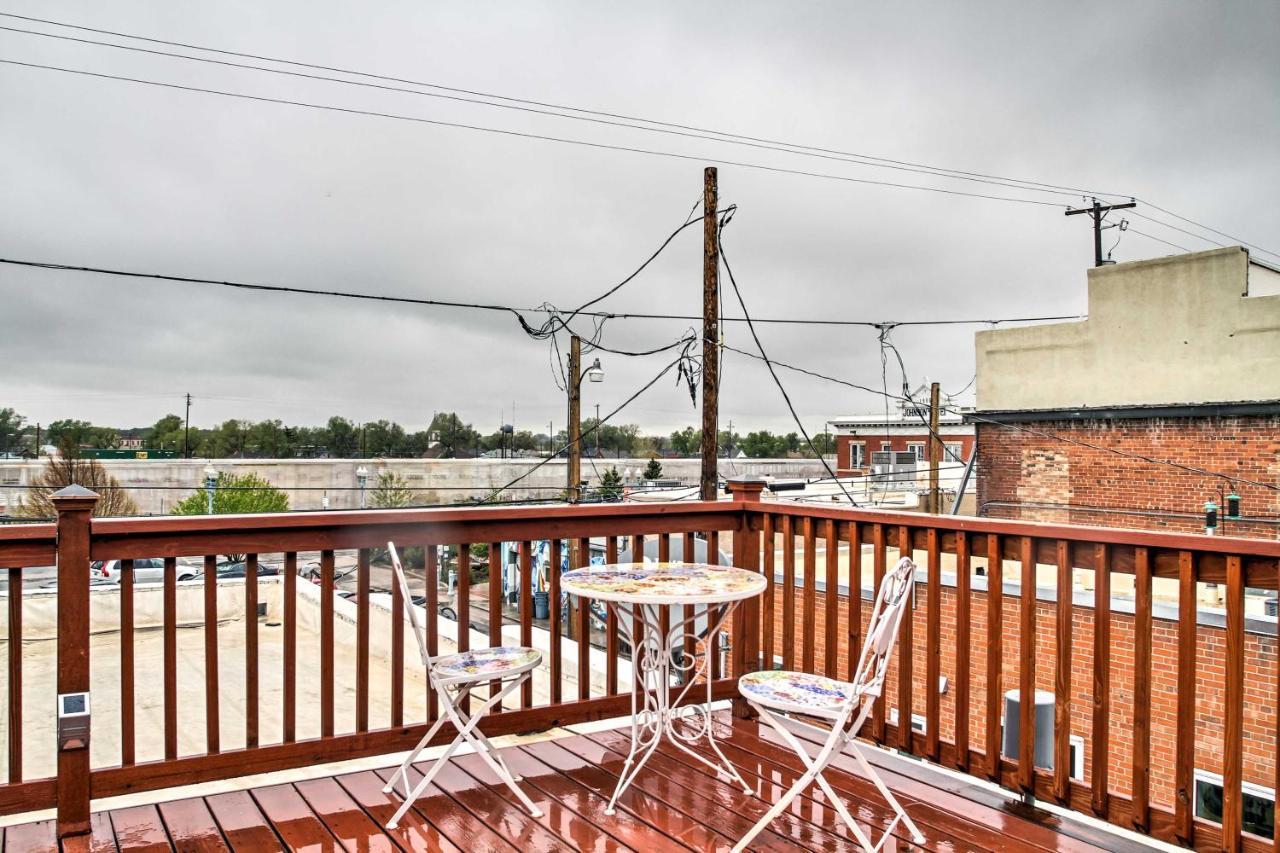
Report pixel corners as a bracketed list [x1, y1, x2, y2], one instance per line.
[91, 558, 198, 584]
[198, 561, 283, 580]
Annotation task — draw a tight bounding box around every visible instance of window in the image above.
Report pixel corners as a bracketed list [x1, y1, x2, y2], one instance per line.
[849, 442, 866, 468]
[945, 442, 963, 462]
[887, 708, 927, 733]
[906, 442, 926, 461]
[880, 441, 892, 452]
[1068, 735, 1084, 782]
[1194, 770, 1275, 838]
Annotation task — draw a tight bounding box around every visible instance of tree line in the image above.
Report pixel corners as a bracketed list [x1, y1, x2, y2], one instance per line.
[0, 406, 835, 460]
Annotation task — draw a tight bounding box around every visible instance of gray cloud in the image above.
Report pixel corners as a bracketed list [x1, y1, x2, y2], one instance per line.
[1, 1, 1276, 436]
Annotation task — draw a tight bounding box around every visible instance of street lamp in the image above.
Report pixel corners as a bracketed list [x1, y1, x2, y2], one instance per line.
[203, 464, 217, 515]
[355, 465, 369, 509]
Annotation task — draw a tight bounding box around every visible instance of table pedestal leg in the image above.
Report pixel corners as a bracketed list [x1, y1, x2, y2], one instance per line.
[603, 601, 752, 816]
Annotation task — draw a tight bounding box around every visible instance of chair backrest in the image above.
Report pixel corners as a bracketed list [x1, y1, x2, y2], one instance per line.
[847, 556, 917, 707]
[388, 541, 433, 671]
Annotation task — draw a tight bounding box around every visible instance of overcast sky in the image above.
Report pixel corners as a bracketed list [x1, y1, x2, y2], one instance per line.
[2, 1, 1277, 438]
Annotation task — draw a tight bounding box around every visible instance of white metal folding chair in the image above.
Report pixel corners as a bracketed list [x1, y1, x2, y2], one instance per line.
[381, 542, 544, 829]
[732, 556, 925, 853]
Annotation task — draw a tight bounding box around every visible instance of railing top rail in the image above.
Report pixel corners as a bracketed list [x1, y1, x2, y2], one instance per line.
[0, 521, 57, 565]
[749, 500, 1280, 559]
[88, 499, 741, 535]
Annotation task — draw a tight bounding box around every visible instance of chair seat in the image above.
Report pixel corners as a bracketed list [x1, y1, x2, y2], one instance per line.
[431, 646, 542, 683]
[739, 669, 853, 714]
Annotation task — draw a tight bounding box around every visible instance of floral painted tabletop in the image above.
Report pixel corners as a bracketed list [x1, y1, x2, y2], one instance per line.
[561, 561, 766, 605]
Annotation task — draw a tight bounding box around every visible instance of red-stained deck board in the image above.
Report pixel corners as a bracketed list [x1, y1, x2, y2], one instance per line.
[587, 729, 860, 852]
[204, 790, 283, 853]
[3, 819, 55, 853]
[106, 805, 172, 853]
[452, 751, 627, 853]
[294, 777, 397, 853]
[155, 798, 229, 852]
[523, 739, 723, 852]
[417, 761, 566, 852]
[371, 766, 516, 853]
[333, 770, 462, 853]
[248, 784, 338, 852]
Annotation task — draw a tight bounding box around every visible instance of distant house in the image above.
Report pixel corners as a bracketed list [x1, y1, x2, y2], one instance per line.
[828, 385, 974, 477]
[973, 246, 1280, 537]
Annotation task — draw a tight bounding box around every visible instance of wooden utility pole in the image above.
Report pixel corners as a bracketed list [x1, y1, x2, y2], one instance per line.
[927, 381, 942, 513]
[700, 167, 719, 501]
[567, 334, 582, 503]
[1065, 197, 1137, 266]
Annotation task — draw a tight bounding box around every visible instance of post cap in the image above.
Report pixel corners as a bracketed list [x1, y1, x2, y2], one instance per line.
[50, 484, 100, 509]
[725, 476, 767, 500]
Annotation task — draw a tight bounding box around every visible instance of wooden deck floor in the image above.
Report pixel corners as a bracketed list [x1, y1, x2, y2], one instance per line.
[2, 713, 1141, 852]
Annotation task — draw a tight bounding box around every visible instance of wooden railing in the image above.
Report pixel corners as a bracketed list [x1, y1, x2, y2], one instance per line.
[0, 480, 1277, 852]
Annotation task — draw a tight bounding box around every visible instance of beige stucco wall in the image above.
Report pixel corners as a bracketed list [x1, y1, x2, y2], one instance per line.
[975, 247, 1280, 411]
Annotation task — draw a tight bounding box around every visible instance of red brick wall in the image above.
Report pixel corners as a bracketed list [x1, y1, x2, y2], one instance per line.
[765, 580, 1279, 808]
[975, 415, 1280, 539]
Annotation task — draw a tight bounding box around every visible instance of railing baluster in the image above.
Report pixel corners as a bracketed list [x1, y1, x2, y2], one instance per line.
[1091, 543, 1110, 817]
[1221, 554, 1244, 852]
[282, 552, 296, 744]
[762, 515, 775, 672]
[1175, 550, 1196, 846]
[204, 554, 220, 754]
[426, 545, 439, 720]
[846, 521, 861, 683]
[802, 516, 816, 673]
[520, 541, 533, 708]
[781, 515, 796, 672]
[984, 533, 1002, 781]
[1131, 547, 1151, 833]
[320, 550, 334, 738]
[871, 523, 886, 743]
[1017, 536, 1035, 792]
[824, 518, 839, 678]
[659, 534, 672, 676]
[954, 531, 970, 773]
[577, 537, 590, 701]
[7, 567, 21, 782]
[245, 554, 259, 749]
[897, 525, 914, 752]
[120, 560, 134, 766]
[1053, 541, 1071, 804]
[355, 549, 370, 733]
[634, 534, 647, 687]
[607, 536, 620, 695]
[389, 547, 404, 728]
[549, 539, 562, 705]
[457, 544, 471, 714]
[925, 527, 941, 762]
[487, 542, 502, 702]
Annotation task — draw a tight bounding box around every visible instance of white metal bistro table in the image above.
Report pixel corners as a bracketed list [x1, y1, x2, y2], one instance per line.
[560, 561, 766, 814]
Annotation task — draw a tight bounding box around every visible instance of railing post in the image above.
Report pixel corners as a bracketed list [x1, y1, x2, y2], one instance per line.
[727, 477, 765, 719]
[52, 485, 98, 839]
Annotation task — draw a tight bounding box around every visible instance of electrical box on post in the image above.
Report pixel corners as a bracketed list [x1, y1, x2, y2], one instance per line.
[57, 692, 90, 751]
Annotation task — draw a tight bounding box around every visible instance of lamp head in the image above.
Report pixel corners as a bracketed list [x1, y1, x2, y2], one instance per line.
[587, 358, 604, 383]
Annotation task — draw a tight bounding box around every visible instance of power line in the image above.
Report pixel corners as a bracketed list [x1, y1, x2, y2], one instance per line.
[724, 343, 1280, 494]
[0, 58, 1074, 209]
[0, 256, 1088, 328]
[1134, 199, 1280, 262]
[0, 11, 1129, 201]
[716, 207, 859, 506]
[7, 13, 1271, 264]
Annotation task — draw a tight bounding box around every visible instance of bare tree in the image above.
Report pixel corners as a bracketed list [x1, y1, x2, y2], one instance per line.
[15, 449, 139, 518]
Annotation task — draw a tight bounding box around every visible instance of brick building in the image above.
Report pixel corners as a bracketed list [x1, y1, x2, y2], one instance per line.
[769, 567, 1278, 832]
[828, 386, 974, 477]
[972, 247, 1280, 539]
